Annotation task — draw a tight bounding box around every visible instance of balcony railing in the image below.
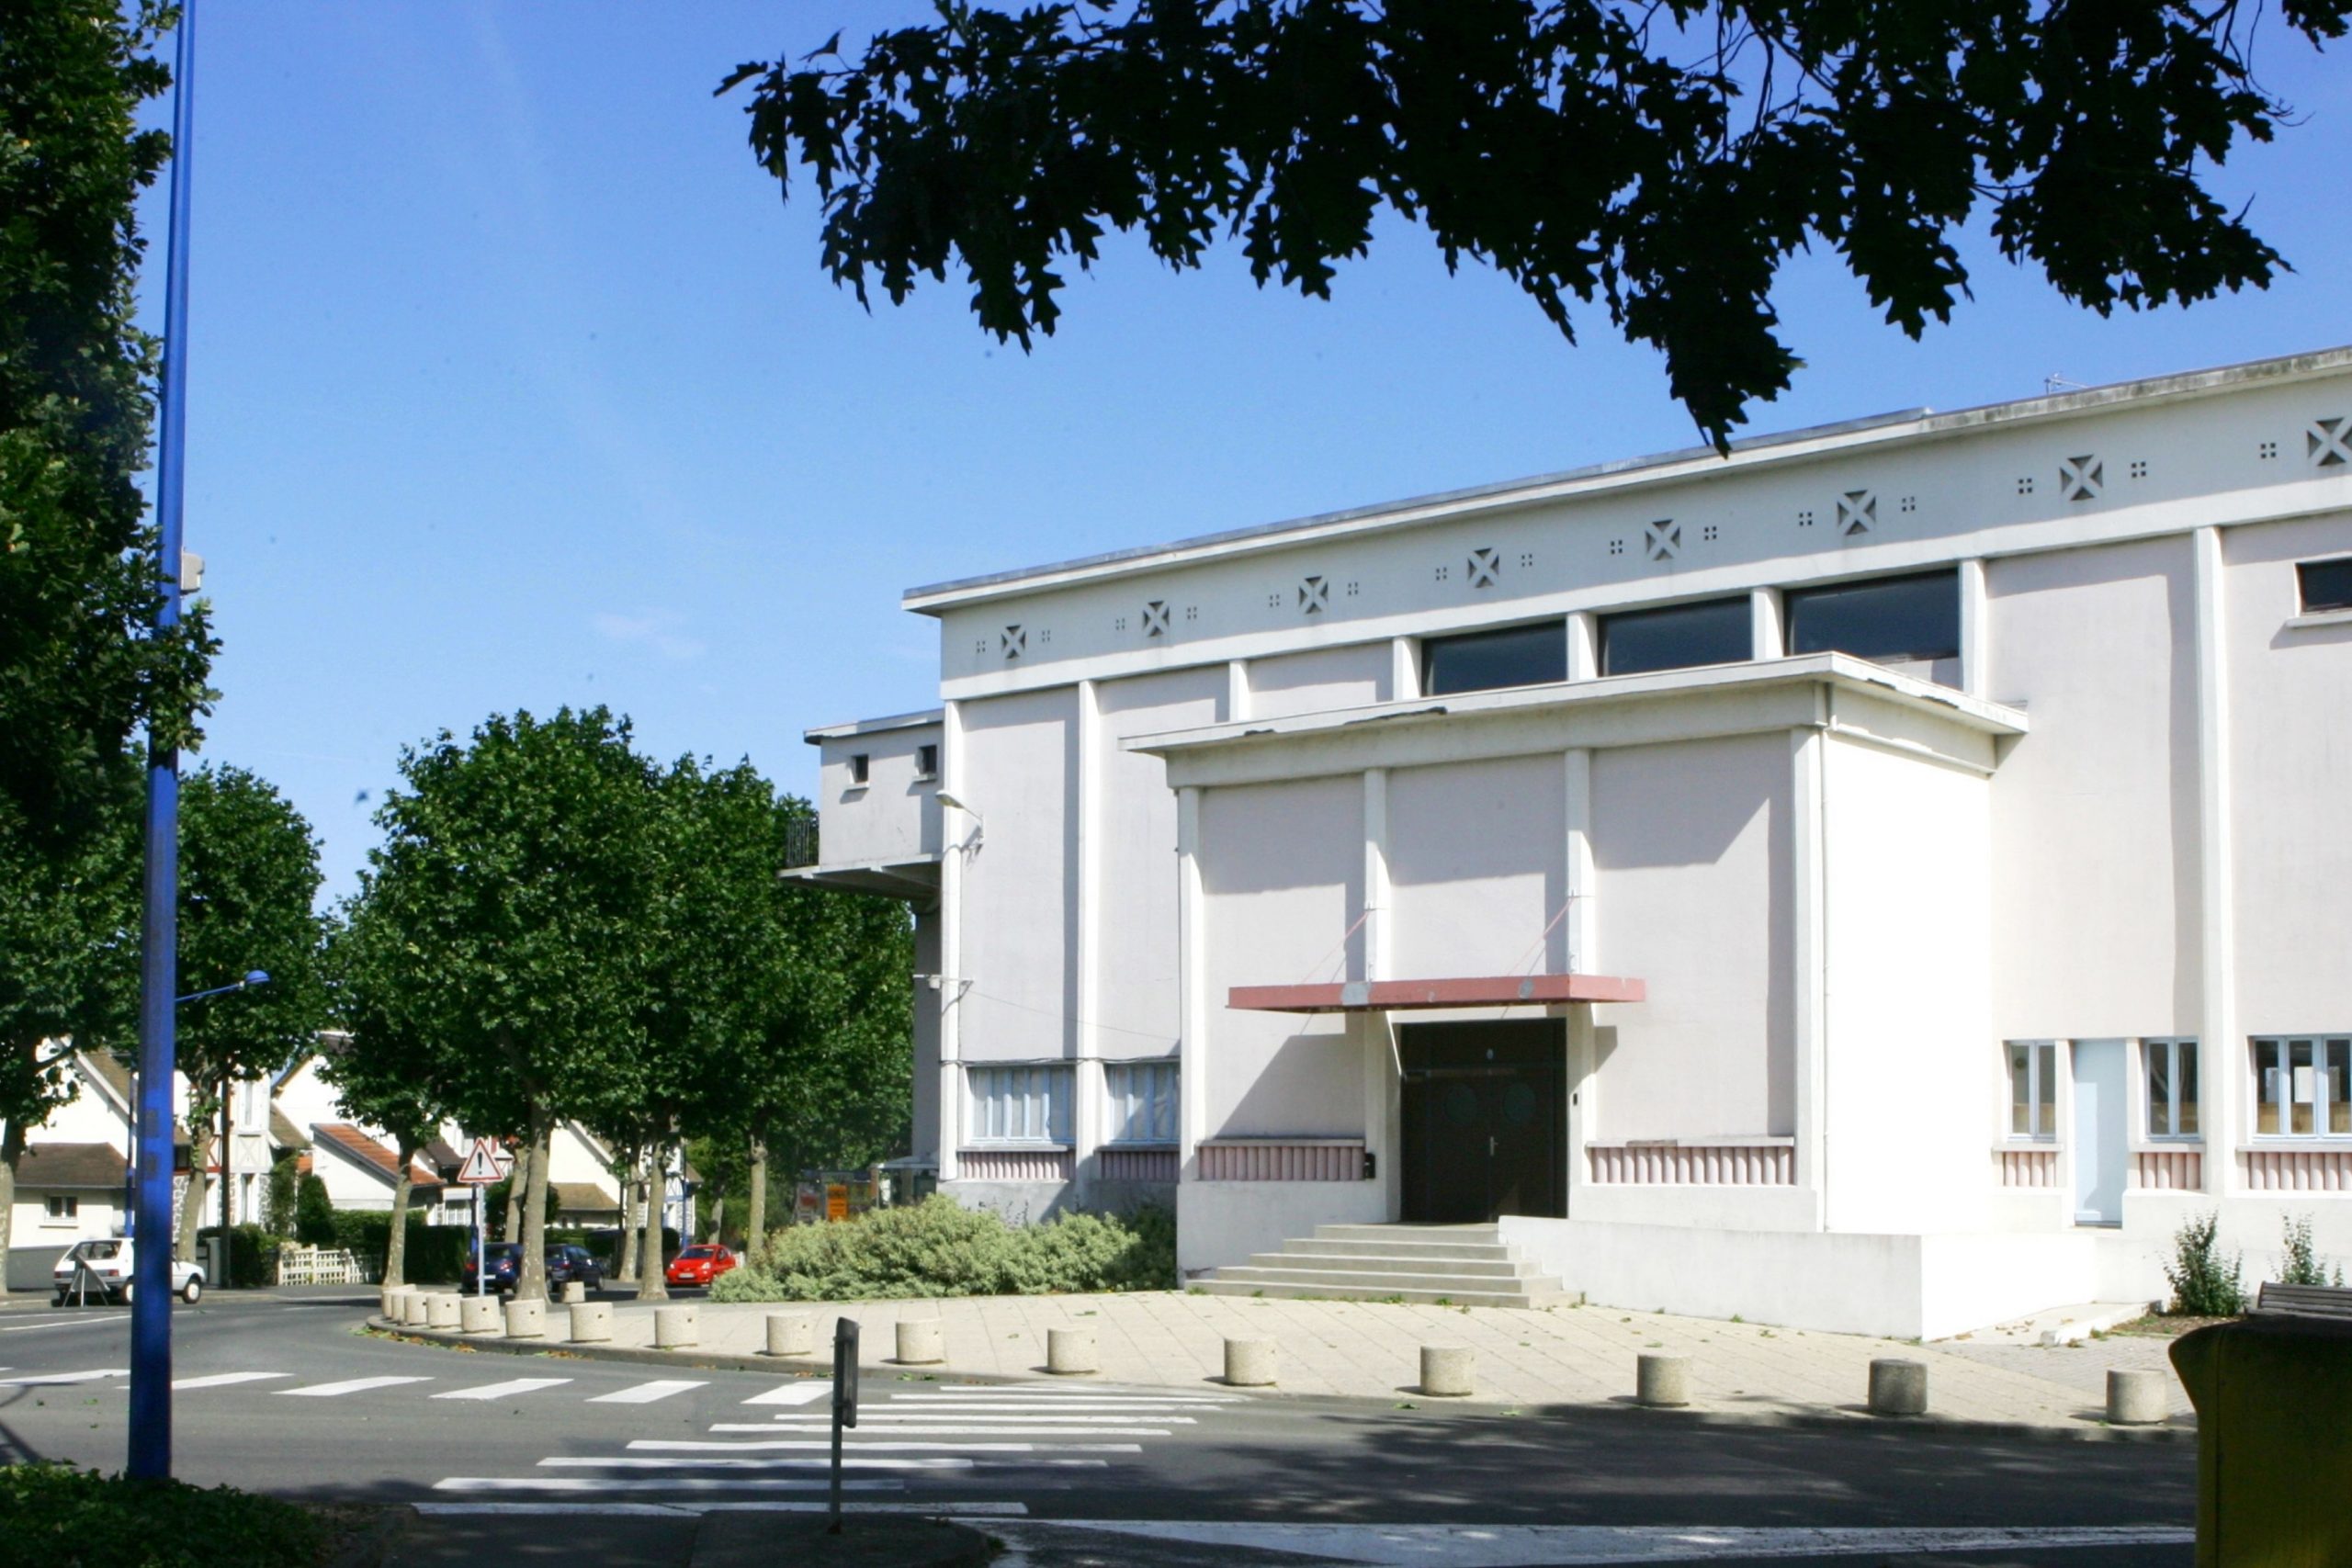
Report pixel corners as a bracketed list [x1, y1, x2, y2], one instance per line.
[783, 816, 819, 870]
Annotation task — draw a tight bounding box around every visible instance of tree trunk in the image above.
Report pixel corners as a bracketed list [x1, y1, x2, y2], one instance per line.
[0, 1121, 23, 1300]
[745, 1138, 767, 1263]
[636, 1145, 669, 1302]
[618, 1151, 641, 1280]
[516, 1114, 553, 1302]
[503, 1139, 529, 1243]
[176, 1111, 211, 1264]
[384, 1137, 419, 1288]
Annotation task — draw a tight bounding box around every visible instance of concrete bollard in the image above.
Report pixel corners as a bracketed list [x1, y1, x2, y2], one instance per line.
[1637, 1353, 1691, 1408]
[424, 1292, 460, 1330]
[401, 1292, 434, 1327]
[559, 1280, 585, 1305]
[654, 1305, 698, 1349]
[459, 1295, 501, 1335]
[568, 1301, 613, 1344]
[1046, 1327, 1098, 1375]
[1869, 1358, 1928, 1417]
[1224, 1337, 1277, 1388]
[765, 1313, 816, 1358]
[895, 1318, 944, 1366]
[1419, 1345, 1475, 1397]
[2108, 1368, 2170, 1426]
[503, 1297, 545, 1339]
[379, 1285, 414, 1321]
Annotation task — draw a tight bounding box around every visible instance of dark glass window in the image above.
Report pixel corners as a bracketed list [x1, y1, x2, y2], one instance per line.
[2297, 558, 2352, 614]
[1422, 621, 1567, 695]
[848, 753, 870, 785]
[1600, 596, 1752, 677]
[1784, 570, 1960, 662]
[915, 743, 939, 780]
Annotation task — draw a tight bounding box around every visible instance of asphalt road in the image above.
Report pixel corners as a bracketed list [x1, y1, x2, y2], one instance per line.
[0, 1289, 2196, 1566]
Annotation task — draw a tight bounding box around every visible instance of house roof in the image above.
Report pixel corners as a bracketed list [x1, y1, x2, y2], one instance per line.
[268, 1107, 310, 1150]
[550, 1181, 618, 1216]
[311, 1122, 441, 1191]
[17, 1142, 130, 1191]
[77, 1049, 132, 1108]
[424, 1136, 465, 1173]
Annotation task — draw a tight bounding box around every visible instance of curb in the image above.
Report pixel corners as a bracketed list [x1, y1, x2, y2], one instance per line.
[358, 1314, 2194, 1444]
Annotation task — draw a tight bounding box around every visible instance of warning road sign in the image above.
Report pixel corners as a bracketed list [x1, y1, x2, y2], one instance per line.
[456, 1138, 503, 1185]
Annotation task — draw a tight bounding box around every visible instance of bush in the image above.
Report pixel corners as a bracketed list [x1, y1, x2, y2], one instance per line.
[293, 1175, 335, 1247]
[0, 1463, 326, 1567]
[261, 1156, 299, 1239]
[2276, 1213, 2346, 1289]
[2165, 1211, 2246, 1316]
[318, 1211, 472, 1284]
[709, 1197, 1175, 1303]
[194, 1224, 279, 1290]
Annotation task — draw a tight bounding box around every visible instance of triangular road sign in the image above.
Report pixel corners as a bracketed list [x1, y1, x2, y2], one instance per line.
[456, 1138, 502, 1185]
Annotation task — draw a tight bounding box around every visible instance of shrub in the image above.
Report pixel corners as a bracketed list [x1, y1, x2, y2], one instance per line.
[709, 1196, 1176, 1303]
[0, 1462, 326, 1567]
[2165, 1211, 2246, 1316]
[261, 1155, 299, 1239]
[194, 1224, 278, 1290]
[2276, 1213, 2346, 1289]
[292, 1175, 335, 1247]
[319, 1211, 472, 1284]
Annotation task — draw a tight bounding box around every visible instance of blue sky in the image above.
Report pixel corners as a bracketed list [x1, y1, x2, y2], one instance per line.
[151, 4, 2351, 904]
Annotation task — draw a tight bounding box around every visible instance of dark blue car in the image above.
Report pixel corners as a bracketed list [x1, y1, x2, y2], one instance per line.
[460, 1242, 523, 1294]
[458, 1242, 604, 1295]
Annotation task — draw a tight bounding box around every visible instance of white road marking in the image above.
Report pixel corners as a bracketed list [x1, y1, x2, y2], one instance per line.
[877, 1399, 1227, 1411]
[636, 1438, 1143, 1454]
[431, 1477, 900, 1495]
[588, 1379, 707, 1405]
[724, 1423, 1172, 1437]
[813, 1410, 1199, 1424]
[544, 1455, 1106, 1472]
[278, 1375, 432, 1397]
[0, 1368, 127, 1385]
[434, 1377, 573, 1401]
[414, 1501, 1030, 1517]
[740, 1382, 831, 1406]
[1, 1317, 127, 1333]
[172, 1372, 292, 1390]
[1008, 1522, 2199, 1566]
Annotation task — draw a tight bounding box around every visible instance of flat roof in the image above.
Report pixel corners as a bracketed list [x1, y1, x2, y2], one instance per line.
[802, 708, 944, 744]
[903, 344, 2352, 613]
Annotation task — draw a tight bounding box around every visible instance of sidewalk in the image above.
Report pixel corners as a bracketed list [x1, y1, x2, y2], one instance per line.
[384, 1287, 2195, 1435]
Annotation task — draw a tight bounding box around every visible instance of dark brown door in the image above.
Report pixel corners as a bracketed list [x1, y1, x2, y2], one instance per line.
[1398, 1020, 1566, 1223]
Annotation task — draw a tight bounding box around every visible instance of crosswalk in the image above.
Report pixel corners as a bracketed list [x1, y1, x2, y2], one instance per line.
[429, 1380, 1251, 1512]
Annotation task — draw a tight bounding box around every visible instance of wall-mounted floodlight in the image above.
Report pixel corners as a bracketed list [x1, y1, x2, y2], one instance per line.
[933, 790, 983, 854]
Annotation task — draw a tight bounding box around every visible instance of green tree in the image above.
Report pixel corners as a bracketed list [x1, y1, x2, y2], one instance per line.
[0, 758, 138, 1296]
[321, 908, 447, 1288]
[293, 1171, 334, 1247]
[2, 0, 215, 849]
[353, 708, 664, 1303]
[725, 0, 2347, 445]
[171, 767, 328, 1263]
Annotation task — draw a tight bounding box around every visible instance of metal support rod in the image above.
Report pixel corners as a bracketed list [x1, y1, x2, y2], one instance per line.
[130, 0, 198, 1482]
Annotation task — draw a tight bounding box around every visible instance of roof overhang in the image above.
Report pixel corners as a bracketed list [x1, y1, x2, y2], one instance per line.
[1232, 974, 1645, 1013]
[781, 855, 942, 904]
[803, 709, 944, 745]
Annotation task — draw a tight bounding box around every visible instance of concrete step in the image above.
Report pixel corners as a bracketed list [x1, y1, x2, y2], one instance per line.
[1254, 1250, 1524, 1279]
[1195, 1276, 1564, 1309]
[1282, 1237, 1521, 1263]
[1208, 1263, 1564, 1297]
[1313, 1223, 1503, 1245]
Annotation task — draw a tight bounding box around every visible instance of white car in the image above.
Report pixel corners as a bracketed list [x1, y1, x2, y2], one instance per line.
[51, 1237, 204, 1305]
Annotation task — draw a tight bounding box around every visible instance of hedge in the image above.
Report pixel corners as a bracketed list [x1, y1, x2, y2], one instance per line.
[709, 1197, 1174, 1303]
[0, 1463, 328, 1567]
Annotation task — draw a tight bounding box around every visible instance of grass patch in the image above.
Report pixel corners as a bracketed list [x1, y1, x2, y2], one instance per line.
[0, 1463, 338, 1567]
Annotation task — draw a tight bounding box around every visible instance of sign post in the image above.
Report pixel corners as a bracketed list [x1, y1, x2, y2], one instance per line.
[828, 1317, 859, 1534]
[455, 1139, 502, 1296]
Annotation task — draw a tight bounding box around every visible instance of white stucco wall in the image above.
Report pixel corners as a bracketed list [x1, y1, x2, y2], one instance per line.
[1244, 643, 1390, 719]
[816, 724, 941, 867]
[957, 687, 1079, 1062]
[1820, 737, 1994, 1235]
[1587, 733, 1791, 1143]
[1986, 536, 2198, 1039]
[1199, 774, 1364, 1137]
[1385, 754, 1567, 978]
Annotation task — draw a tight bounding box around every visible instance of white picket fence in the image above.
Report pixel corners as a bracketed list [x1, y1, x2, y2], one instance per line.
[273, 1245, 373, 1286]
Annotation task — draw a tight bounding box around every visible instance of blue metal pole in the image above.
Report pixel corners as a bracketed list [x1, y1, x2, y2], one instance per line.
[130, 0, 197, 1483]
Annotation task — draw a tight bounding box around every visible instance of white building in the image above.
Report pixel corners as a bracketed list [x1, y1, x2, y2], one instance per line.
[791, 348, 2352, 1338]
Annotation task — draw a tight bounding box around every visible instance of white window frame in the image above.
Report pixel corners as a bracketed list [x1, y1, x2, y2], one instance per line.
[965, 1065, 1072, 1147]
[2249, 1035, 2352, 1141]
[1102, 1062, 1180, 1146]
[2143, 1038, 2200, 1141]
[46, 1195, 78, 1222]
[2005, 1040, 2060, 1143]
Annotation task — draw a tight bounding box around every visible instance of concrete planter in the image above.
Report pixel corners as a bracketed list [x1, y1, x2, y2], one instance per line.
[503, 1298, 545, 1339]
[764, 1313, 816, 1357]
[1046, 1327, 1098, 1375]
[1419, 1345, 1475, 1397]
[1868, 1358, 1928, 1416]
[568, 1301, 613, 1344]
[654, 1305, 698, 1349]
[895, 1318, 944, 1366]
[458, 1295, 501, 1334]
[1223, 1337, 1277, 1387]
[1636, 1352, 1690, 1408]
[2107, 1367, 2169, 1425]
[423, 1292, 460, 1329]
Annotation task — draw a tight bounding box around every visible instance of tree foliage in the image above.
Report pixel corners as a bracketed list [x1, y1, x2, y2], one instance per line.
[1, 0, 215, 852]
[725, 0, 2349, 444]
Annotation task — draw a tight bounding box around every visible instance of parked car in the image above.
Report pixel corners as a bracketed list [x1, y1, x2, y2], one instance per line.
[461, 1242, 524, 1295]
[51, 1237, 203, 1305]
[664, 1244, 738, 1288]
[546, 1244, 604, 1292]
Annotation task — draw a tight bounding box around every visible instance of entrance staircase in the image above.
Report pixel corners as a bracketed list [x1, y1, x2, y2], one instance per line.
[1194, 1223, 1569, 1308]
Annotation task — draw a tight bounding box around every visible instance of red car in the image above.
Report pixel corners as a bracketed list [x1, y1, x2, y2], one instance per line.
[665, 1244, 738, 1288]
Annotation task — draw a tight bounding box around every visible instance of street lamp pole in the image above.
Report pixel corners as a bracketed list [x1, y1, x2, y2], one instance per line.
[130, 0, 198, 1483]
